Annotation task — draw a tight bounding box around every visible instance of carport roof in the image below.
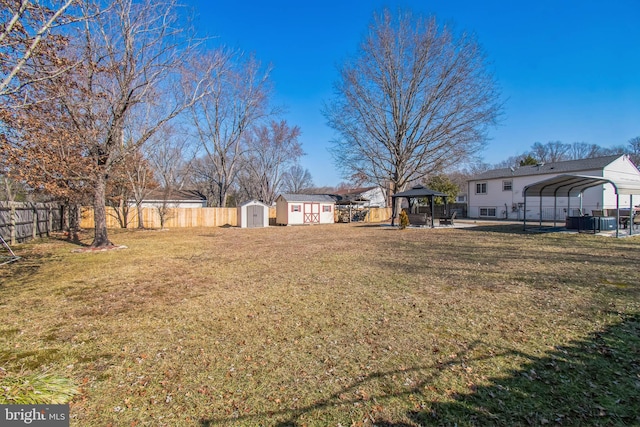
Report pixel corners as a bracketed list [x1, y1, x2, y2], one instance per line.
[523, 174, 640, 197]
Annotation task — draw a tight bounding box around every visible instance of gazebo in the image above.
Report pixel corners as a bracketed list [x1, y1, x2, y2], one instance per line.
[391, 185, 449, 228]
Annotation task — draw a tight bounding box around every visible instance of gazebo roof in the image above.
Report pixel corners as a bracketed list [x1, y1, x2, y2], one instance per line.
[392, 185, 448, 198]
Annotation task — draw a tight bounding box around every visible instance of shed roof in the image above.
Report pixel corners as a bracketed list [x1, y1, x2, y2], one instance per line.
[278, 194, 335, 203]
[472, 155, 622, 181]
[239, 199, 269, 207]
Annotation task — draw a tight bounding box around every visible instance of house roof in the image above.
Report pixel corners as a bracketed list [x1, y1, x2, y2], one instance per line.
[472, 155, 623, 181]
[278, 194, 335, 203]
[141, 189, 205, 202]
[332, 186, 377, 196]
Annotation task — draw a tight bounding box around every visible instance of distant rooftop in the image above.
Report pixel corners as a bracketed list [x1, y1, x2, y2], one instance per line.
[472, 155, 623, 181]
[278, 194, 335, 203]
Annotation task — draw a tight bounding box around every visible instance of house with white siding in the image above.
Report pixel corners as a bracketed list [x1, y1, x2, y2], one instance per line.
[331, 186, 387, 207]
[467, 155, 640, 220]
[133, 189, 206, 209]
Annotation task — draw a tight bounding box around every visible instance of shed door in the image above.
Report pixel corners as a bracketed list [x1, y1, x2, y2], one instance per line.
[304, 203, 320, 223]
[247, 205, 264, 228]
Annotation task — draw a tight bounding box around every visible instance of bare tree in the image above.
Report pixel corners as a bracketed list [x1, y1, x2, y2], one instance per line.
[189, 48, 272, 207]
[44, 0, 210, 247]
[239, 120, 303, 204]
[281, 164, 314, 194]
[143, 125, 193, 225]
[628, 136, 640, 166]
[324, 9, 501, 223]
[568, 142, 602, 160]
[122, 148, 158, 228]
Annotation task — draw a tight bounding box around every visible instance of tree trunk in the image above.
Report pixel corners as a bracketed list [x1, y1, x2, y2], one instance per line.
[118, 197, 129, 229]
[67, 204, 80, 243]
[137, 202, 145, 229]
[92, 175, 113, 247]
[390, 179, 400, 226]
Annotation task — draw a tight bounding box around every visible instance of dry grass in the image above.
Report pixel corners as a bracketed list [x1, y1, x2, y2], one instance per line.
[1, 223, 639, 426]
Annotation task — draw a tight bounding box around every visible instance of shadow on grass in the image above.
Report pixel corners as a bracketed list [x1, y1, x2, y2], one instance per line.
[199, 313, 640, 426]
[457, 223, 528, 234]
[418, 312, 640, 426]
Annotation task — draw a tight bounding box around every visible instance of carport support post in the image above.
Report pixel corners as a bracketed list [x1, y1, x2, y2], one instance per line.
[523, 194, 527, 231]
[616, 194, 620, 238]
[632, 195, 635, 236]
[539, 196, 542, 228]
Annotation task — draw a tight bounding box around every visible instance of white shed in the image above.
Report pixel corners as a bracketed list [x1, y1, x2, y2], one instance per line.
[275, 194, 335, 225]
[238, 200, 270, 228]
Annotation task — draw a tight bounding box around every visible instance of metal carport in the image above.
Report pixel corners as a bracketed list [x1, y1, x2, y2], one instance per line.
[522, 174, 640, 237]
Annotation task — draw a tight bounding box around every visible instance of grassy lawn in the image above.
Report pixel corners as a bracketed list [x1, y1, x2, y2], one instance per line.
[1, 223, 639, 426]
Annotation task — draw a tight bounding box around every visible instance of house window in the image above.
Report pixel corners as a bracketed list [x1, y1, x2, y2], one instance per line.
[503, 180, 512, 191]
[322, 205, 332, 212]
[476, 182, 487, 194]
[291, 204, 301, 212]
[479, 207, 497, 217]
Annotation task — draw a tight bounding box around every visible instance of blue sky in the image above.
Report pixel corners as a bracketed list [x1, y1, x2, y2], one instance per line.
[187, 0, 640, 187]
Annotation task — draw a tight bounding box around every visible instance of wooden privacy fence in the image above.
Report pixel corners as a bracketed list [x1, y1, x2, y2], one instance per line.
[81, 207, 239, 229]
[81, 206, 393, 229]
[363, 207, 392, 223]
[0, 202, 63, 244]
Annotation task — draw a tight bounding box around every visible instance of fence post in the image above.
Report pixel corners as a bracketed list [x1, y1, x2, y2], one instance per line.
[48, 204, 53, 236]
[32, 204, 38, 240]
[10, 202, 16, 245]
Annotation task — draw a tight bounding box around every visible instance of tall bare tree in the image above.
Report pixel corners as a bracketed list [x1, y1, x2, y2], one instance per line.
[51, 0, 209, 246]
[281, 164, 314, 194]
[2, 0, 212, 246]
[324, 9, 501, 223]
[239, 120, 303, 204]
[189, 48, 272, 207]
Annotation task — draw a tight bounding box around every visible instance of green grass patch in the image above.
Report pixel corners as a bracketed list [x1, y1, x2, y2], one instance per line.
[1, 224, 639, 425]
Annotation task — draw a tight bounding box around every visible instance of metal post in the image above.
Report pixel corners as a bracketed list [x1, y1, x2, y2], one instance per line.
[616, 194, 619, 238]
[539, 195, 542, 228]
[523, 193, 527, 231]
[579, 193, 583, 216]
[629, 195, 633, 236]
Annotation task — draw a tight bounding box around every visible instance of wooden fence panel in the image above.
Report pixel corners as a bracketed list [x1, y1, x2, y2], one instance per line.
[80, 206, 391, 229]
[365, 207, 392, 223]
[0, 202, 62, 244]
[82, 207, 238, 229]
